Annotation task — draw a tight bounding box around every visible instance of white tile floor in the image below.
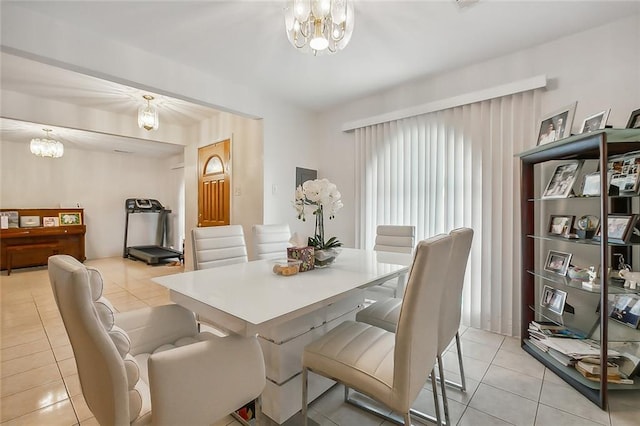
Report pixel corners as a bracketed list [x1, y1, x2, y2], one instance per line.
[1, 257, 638, 425]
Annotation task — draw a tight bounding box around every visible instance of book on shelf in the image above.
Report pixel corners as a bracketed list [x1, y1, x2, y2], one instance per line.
[576, 358, 619, 376]
[528, 322, 585, 339]
[575, 362, 633, 384]
[528, 338, 549, 353]
[548, 347, 576, 367]
[530, 320, 565, 331]
[544, 338, 620, 359]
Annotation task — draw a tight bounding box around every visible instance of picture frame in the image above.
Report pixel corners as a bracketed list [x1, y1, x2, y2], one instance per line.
[580, 109, 610, 133]
[609, 294, 640, 329]
[0, 211, 19, 228]
[541, 285, 568, 315]
[542, 161, 583, 199]
[548, 215, 575, 236]
[593, 214, 638, 243]
[581, 172, 602, 196]
[43, 216, 60, 227]
[608, 153, 640, 194]
[58, 212, 82, 226]
[537, 101, 577, 145]
[626, 108, 640, 129]
[544, 250, 572, 277]
[295, 167, 317, 188]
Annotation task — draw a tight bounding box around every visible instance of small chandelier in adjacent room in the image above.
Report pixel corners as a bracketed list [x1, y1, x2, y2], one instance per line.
[30, 129, 64, 158]
[284, 0, 354, 56]
[138, 94, 159, 131]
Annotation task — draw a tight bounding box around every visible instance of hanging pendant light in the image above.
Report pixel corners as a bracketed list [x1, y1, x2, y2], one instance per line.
[284, 0, 354, 56]
[30, 128, 64, 158]
[138, 95, 159, 131]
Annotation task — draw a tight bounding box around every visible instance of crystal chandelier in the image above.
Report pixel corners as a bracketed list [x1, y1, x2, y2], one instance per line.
[284, 0, 354, 55]
[138, 94, 159, 131]
[30, 129, 64, 158]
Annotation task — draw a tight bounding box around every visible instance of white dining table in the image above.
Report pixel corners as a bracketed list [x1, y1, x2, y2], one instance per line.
[152, 247, 413, 424]
[153, 247, 412, 336]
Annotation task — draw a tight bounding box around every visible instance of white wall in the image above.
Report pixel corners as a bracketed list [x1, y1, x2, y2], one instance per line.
[318, 14, 640, 248]
[0, 139, 182, 259]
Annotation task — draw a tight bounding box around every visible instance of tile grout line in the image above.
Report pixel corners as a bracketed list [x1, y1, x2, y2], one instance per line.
[34, 284, 81, 426]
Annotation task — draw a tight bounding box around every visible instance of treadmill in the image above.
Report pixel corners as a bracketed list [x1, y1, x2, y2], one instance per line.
[123, 198, 183, 265]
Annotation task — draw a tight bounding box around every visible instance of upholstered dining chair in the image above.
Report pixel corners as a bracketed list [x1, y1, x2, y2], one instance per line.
[355, 227, 474, 424]
[251, 224, 291, 260]
[48, 254, 265, 426]
[192, 224, 248, 270]
[364, 225, 415, 301]
[301, 234, 453, 426]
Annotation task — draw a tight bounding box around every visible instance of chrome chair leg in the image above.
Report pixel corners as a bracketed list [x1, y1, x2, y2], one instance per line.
[437, 355, 450, 426]
[429, 367, 443, 426]
[302, 367, 309, 426]
[455, 332, 467, 391]
[436, 332, 467, 392]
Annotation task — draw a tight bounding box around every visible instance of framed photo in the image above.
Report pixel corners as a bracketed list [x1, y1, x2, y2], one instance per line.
[581, 172, 601, 196]
[58, 212, 82, 226]
[43, 217, 60, 227]
[295, 167, 317, 188]
[593, 214, 637, 243]
[541, 285, 567, 315]
[580, 109, 610, 133]
[609, 294, 640, 329]
[544, 250, 572, 276]
[548, 215, 575, 236]
[609, 153, 640, 194]
[542, 161, 583, 199]
[0, 211, 19, 228]
[626, 108, 640, 129]
[537, 102, 577, 145]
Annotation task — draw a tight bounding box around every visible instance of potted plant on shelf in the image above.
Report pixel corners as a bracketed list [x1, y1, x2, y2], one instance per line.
[293, 178, 343, 267]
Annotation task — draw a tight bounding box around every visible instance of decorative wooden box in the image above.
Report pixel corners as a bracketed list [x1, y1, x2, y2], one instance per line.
[287, 246, 315, 272]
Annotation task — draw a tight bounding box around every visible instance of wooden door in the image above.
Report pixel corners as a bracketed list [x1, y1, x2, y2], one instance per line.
[198, 140, 230, 227]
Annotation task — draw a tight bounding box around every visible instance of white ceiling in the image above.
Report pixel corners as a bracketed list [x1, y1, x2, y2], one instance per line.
[1, 1, 639, 155]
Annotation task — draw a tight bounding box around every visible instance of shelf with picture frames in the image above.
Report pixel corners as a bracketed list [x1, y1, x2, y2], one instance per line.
[519, 128, 640, 409]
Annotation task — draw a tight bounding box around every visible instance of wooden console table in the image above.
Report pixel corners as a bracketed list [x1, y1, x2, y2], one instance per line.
[1, 208, 86, 274]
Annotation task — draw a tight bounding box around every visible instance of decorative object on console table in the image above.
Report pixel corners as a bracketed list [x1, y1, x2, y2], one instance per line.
[19, 216, 40, 228]
[537, 101, 577, 145]
[293, 178, 343, 267]
[542, 161, 583, 199]
[59, 212, 82, 225]
[43, 217, 59, 227]
[0, 211, 19, 228]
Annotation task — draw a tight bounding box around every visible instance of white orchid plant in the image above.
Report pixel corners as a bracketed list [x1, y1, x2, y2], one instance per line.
[293, 178, 344, 250]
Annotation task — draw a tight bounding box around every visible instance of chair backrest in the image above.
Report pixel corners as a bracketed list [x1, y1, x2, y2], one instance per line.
[48, 255, 140, 426]
[393, 234, 452, 405]
[439, 227, 474, 353]
[192, 225, 248, 270]
[252, 224, 291, 260]
[374, 225, 415, 254]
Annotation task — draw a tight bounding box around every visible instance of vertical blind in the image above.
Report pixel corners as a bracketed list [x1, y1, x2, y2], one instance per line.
[355, 89, 541, 336]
